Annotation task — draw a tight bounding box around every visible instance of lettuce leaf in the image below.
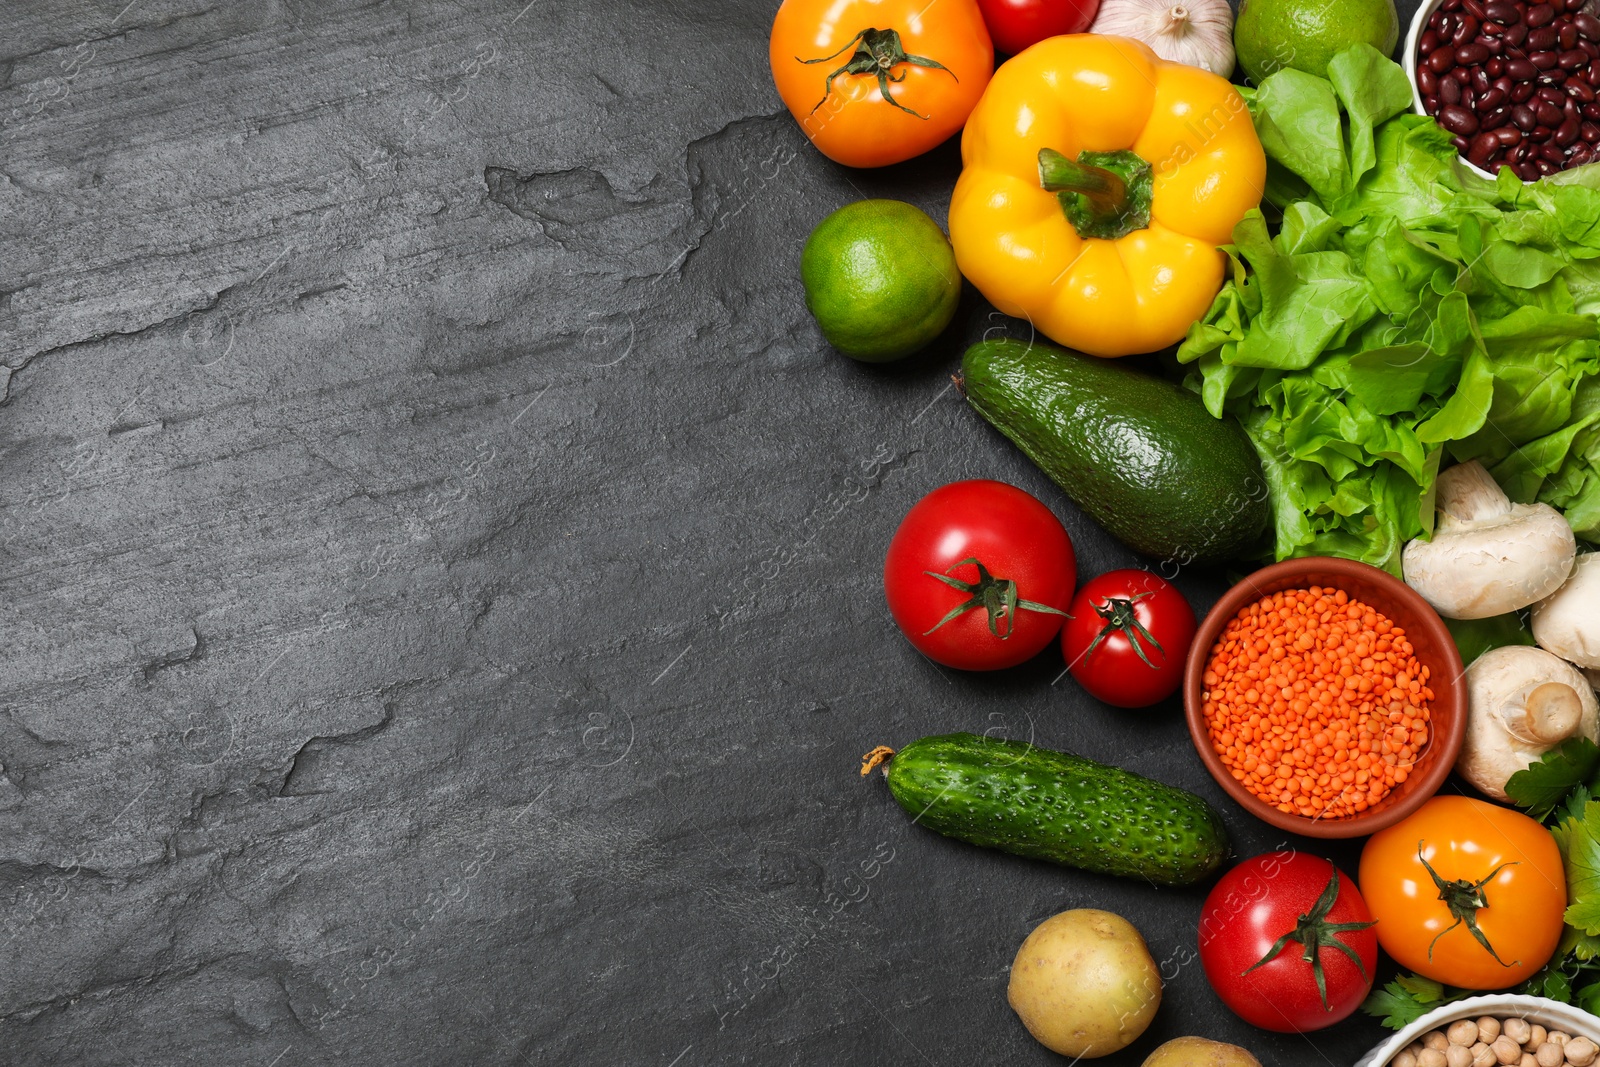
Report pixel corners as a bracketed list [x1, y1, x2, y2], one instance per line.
[1178, 46, 1600, 570]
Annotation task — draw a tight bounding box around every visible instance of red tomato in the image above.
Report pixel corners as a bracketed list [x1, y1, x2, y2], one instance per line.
[1060, 569, 1195, 707]
[975, 0, 1100, 56]
[884, 480, 1075, 670]
[1198, 852, 1378, 1033]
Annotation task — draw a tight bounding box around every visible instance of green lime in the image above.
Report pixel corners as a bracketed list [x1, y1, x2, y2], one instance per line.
[800, 199, 961, 363]
[1234, 0, 1398, 84]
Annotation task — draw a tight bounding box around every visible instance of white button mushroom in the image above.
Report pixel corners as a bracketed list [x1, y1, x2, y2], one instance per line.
[1457, 645, 1600, 800]
[1534, 554, 1600, 669]
[1404, 462, 1577, 619]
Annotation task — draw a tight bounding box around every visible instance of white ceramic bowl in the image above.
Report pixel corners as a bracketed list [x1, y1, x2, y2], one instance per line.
[1401, 0, 1501, 180]
[1354, 993, 1600, 1066]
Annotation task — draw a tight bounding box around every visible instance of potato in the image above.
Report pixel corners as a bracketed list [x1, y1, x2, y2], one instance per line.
[1007, 908, 1161, 1058]
[1143, 1036, 1264, 1067]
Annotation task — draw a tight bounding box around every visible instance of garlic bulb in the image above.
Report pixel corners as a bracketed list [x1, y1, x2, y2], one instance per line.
[1089, 0, 1236, 76]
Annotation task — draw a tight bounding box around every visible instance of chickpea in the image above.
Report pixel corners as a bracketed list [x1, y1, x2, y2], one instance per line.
[1419, 1049, 1448, 1067]
[1495, 1036, 1526, 1065]
[1452, 1021, 1487, 1045]
[1472, 1045, 1498, 1067]
[1427, 1032, 1453, 1051]
[1529, 1025, 1548, 1049]
[1445, 1044, 1475, 1067]
[1548, 1033, 1571, 1048]
[1481, 1020, 1504, 1045]
[1505, 1019, 1533, 1046]
[1536, 1042, 1564, 1067]
[1393, 1051, 1418, 1067]
[1566, 1036, 1599, 1067]
[1518, 1055, 1537, 1067]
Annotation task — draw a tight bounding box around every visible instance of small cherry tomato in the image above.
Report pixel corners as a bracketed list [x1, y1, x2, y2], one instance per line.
[1198, 852, 1378, 1033]
[884, 480, 1075, 670]
[975, 0, 1101, 56]
[1360, 795, 1566, 990]
[1060, 569, 1195, 707]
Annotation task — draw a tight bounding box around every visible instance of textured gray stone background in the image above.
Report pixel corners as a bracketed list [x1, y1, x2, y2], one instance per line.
[2, 1, 1427, 1063]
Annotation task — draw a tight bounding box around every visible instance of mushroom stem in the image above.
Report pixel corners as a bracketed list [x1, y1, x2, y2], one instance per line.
[1503, 682, 1585, 745]
[1435, 461, 1513, 523]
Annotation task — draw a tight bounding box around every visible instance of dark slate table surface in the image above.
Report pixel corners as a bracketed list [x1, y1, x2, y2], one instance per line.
[2, 1, 1432, 1063]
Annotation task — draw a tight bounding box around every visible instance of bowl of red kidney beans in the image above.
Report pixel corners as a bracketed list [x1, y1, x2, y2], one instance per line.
[1404, 0, 1600, 180]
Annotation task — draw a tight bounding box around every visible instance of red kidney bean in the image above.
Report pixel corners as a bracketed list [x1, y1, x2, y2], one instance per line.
[1560, 48, 1589, 66]
[1463, 83, 1479, 107]
[1558, 114, 1582, 142]
[1542, 139, 1568, 159]
[1569, 76, 1596, 99]
[1422, 28, 1443, 52]
[1529, 3, 1558, 26]
[1455, 66, 1476, 81]
[1442, 75, 1463, 104]
[1538, 98, 1566, 122]
[1540, 67, 1570, 83]
[1490, 56, 1508, 74]
[1507, 20, 1530, 44]
[1539, 84, 1568, 101]
[1481, 86, 1509, 108]
[1515, 101, 1540, 126]
[1455, 15, 1481, 43]
[1484, 106, 1512, 129]
[1495, 123, 1523, 144]
[1560, 21, 1580, 49]
[1419, 67, 1440, 94]
[1441, 104, 1482, 133]
[1459, 42, 1492, 62]
[1583, 120, 1600, 140]
[1588, 62, 1600, 84]
[1566, 94, 1582, 115]
[1568, 0, 1586, 11]
[1572, 144, 1593, 164]
[1531, 25, 1560, 48]
[1582, 39, 1600, 57]
[1430, 9, 1448, 30]
[1509, 56, 1539, 76]
[1513, 79, 1538, 100]
[1577, 11, 1600, 37]
[1474, 66, 1493, 89]
[1465, 0, 1489, 17]
[1485, 0, 1519, 19]
[1430, 48, 1458, 72]
[1495, 73, 1516, 91]
[1515, 159, 1540, 178]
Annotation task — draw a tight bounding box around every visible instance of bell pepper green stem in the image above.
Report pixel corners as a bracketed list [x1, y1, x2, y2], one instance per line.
[1038, 147, 1154, 241]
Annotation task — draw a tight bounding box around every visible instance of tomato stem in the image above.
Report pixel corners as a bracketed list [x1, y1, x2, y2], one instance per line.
[1418, 843, 1520, 969]
[1083, 592, 1165, 669]
[921, 556, 1067, 640]
[798, 28, 956, 120]
[1242, 861, 1375, 1013]
[1038, 147, 1153, 241]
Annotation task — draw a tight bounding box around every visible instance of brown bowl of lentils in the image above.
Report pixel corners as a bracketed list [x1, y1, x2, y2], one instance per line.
[1403, 0, 1600, 179]
[1355, 996, 1600, 1067]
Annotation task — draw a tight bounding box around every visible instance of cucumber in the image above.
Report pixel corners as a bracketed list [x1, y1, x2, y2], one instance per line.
[864, 733, 1229, 886]
[960, 338, 1270, 565]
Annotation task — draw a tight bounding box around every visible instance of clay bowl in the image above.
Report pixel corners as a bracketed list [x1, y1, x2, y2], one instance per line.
[1183, 556, 1467, 840]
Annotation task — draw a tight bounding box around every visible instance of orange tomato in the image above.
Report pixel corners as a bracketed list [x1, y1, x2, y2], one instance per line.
[769, 0, 993, 168]
[1359, 796, 1566, 990]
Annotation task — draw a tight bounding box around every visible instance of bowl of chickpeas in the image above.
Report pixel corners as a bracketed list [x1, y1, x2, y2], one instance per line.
[1355, 995, 1600, 1067]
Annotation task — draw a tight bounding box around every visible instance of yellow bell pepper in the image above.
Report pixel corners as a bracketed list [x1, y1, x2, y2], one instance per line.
[949, 36, 1266, 358]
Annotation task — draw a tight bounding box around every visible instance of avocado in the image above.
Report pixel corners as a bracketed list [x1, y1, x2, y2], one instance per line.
[961, 338, 1270, 565]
